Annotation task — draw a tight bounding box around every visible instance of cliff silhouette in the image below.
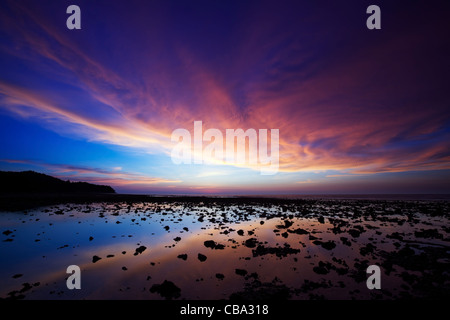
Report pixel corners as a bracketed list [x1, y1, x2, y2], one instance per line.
[0, 170, 115, 194]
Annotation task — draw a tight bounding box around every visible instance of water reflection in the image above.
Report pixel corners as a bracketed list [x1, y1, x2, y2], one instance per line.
[1, 200, 449, 299]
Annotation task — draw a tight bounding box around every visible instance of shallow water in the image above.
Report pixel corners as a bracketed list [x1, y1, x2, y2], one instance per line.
[1, 200, 449, 299]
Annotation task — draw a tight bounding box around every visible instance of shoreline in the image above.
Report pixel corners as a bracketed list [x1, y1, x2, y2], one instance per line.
[1, 192, 449, 212]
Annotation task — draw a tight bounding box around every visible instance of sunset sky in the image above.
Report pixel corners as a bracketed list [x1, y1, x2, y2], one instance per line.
[1, 0, 449, 194]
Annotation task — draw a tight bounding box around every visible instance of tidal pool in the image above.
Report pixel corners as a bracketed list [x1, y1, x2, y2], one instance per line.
[1, 199, 449, 299]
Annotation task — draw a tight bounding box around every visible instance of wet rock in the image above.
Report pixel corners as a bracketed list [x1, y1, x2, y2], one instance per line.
[92, 255, 102, 263]
[2, 230, 13, 236]
[244, 238, 258, 248]
[276, 220, 294, 229]
[348, 229, 361, 238]
[150, 280, 181, 300]
[229, 278, 291, 300]
[89, 236, 94, 241]
[313, 261, 330, 275]
[173, 237, 181, 242]
[360, 243, 376, 256]
[340, 237, 352, 246]
[204, 240, 216, 249]
[252, 244, 300, 258]
[414, 229, 443, 239]
[235, 269, 248, 276]
[237, 229, 244, 236]
[134, 245, 147, 256]
[198, 253, 207, 262]
[288, 228, 309, 235]
[317, 216, 325, 224]
[312, 240, 336, 250]
[177, 254, 188, 261]
[12, 274, 23, 279]
[386, 232, 404, 241]
[216, 273, 225, 280]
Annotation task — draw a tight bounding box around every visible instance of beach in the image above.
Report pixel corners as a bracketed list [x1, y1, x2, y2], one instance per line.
[1, 196, 449, 300]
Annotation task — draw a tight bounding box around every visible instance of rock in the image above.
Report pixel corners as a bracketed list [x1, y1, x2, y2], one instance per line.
[134, 245, 147, 256]
[177, 254, 188, 261]
[89, 236, 94, 241]
[318, 216, 325, 224]
[173, 237, 181, 242]
[198, 253, 207, 262]
[150, 280, 181, 300]
[252, 244, 300, 258]
[12, 274, 23, 279]
[216, 273, 225, 280]
[204, 240, 216, 249]
[360, 243, 376, 256]
[122, 266, 127, 271]
[348, 229, 361, 238]
[288, 228, 309, 235]
[237, 229, 244, 236]
[321, 241, 336, 250]
[414, 229, 443, 239]
[92, 255, 102, 263]
[2, 230, 13, 236]
[340, 237, 352, 246]
[244, 238, 258, 248]
[235, 269, 248, 276]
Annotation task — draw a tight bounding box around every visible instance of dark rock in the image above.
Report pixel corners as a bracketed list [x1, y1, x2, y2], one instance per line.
[2, 230, 13, 236]
[235, 269, 248, 276]
[204, 240, 216, 249]
[252, 244, 300, 258]
[198, 253, 207, 262]
[216, 273, 225, 280]
[134, 245, 147, 256]
[288, 228, 309, 235]
[348, 229, 361, 238]
[150, 280, 181, 300]
[92, 255, 101, 263]
[244, 238, 258, 248]
[360, 243, 376, 256]
[177, 254, 188, 261]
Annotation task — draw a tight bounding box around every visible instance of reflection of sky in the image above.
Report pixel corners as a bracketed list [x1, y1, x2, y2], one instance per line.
[1, 202, 448, 299]
[0, 1, 449, 194]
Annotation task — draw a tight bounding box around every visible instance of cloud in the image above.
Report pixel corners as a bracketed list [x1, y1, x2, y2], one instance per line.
[0, 159, 181, 187]
[0, 0, 449, 181]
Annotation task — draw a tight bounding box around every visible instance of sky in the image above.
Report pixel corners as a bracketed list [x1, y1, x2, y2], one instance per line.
[0, 0, 449, 194]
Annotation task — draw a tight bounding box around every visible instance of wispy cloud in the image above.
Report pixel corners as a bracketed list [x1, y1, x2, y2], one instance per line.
[0, 0, 449, 186]
[0, 159, 181, 187]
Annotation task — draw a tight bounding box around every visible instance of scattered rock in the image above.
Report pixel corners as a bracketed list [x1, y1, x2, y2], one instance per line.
[235, 269, 248, 276]
[177, 254, 188, 261]
[134, 245, 147, 256]
[216, 273, 225, 280]
[150, 280, 181, 300]
[198, 253, 207, 262]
